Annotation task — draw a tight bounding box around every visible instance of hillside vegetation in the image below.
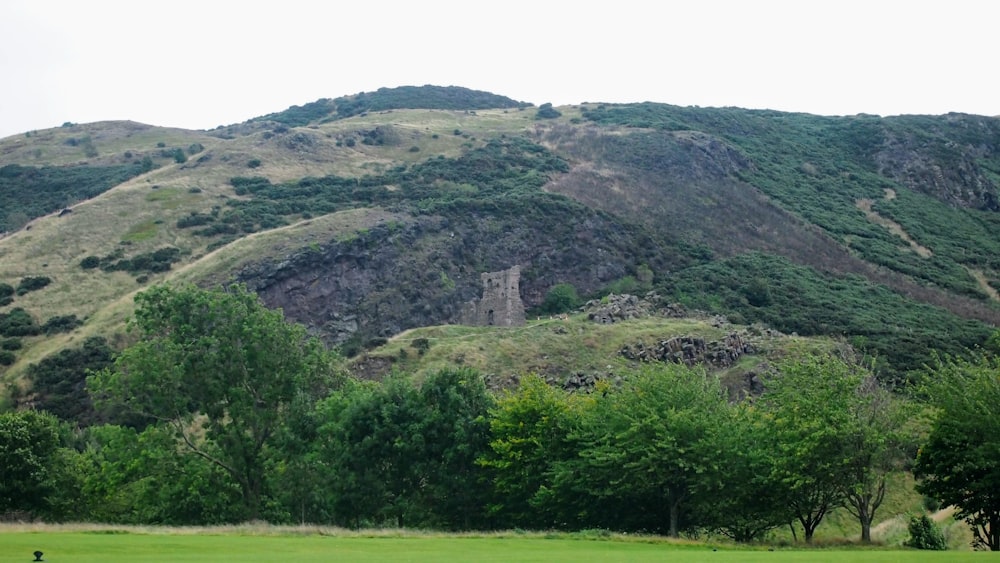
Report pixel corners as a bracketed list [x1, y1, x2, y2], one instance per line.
[1, 84, 999, 393]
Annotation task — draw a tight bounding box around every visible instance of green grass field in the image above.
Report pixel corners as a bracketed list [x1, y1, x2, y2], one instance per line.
[0, 527, 987, 563]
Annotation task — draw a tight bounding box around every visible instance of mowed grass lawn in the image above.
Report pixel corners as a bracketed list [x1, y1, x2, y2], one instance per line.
[0, 529, 987, 563]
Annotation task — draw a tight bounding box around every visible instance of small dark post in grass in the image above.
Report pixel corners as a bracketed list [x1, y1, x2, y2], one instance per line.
[33, 551, 44, 561]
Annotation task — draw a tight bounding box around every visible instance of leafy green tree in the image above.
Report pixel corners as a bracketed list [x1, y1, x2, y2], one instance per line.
[915, 354, 1000, 551]
[696, 401, 792, 542]
[480, 374, 581, 528]
[760, 355, 857, 542]
[78, 424, 245, 524]
[568, 363, 728, 537]
[89, 283, 341, 521]
[539, 283, 580, 315]
[0, 410, 63, 517]
[316, 369, 493, 529]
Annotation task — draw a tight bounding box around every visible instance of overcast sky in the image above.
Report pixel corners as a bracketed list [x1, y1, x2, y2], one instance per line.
[1, 0, 997, 139]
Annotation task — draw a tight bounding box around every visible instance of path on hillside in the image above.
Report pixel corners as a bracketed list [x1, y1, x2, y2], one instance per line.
[856, 188, 1000, 302]
[855, 189, 933, 258]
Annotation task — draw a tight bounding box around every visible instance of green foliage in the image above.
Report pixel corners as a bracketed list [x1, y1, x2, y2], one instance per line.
[17, 275, 52, 295]
[78, 424, 246, 524]
[0, 162, 149, 231]
[906, 515, 948, 550]
[0, 410, 64, 517]
[661, 252, 992, 383]
[0, 307, 40, 337]
[24, 336, 114, 425]
[1, 337, 22, 350]
[183, 138, 571, 238]
[315, 368, 493, 529]
[333, 85, 527, 119]
[93, 246, 183, 276]
[79, 255, 101, 269]
[564, 363, 731, 537]
[480, 375, 581, 529]
[89, 284, 342, 520]
[538, 283, 580, 315]
[535, 103, 562, 119]
[250, 98, 339, 127]
[42, 314, 82, 335]
[247, 158, 262, 168]
[0, 350, 14, 365]
[915, 353, 1000, 550]
[0, 282, 13, 298]
[582, 103, 1000, 298]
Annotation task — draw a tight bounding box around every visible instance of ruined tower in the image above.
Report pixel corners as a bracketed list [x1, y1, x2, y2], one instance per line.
[459, 265, 526, 327]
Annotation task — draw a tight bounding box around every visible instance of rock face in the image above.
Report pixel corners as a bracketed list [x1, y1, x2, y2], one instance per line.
[459, 266, 525, 327]
[619, 333, 754, 369]
[235, 212, 668, 347]
[875, 115, 1000, 211]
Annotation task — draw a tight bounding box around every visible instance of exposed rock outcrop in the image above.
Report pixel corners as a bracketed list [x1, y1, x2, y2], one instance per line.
[619, 332, 755, 369]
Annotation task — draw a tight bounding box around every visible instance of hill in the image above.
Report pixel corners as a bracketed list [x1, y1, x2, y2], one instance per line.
[2, 85, 1000, 409]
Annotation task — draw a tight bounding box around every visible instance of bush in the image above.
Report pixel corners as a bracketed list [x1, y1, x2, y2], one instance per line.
[42, 314, 82, 335]
[905, 515, 947, 550]
[535, 103, 562, 119]
[0, 350, 14, 365]
[0, 283, 13, 298]
[0, 309, 41, 336]
[247, 159, 262, 168]
[16, 276, 51, 295]
[80, 256, 101, 269]
[1, 338, 22, 350]
[540, 283, 581, 314]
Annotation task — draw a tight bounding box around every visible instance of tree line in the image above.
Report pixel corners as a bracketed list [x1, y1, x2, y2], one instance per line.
[1, 284, 997, 550]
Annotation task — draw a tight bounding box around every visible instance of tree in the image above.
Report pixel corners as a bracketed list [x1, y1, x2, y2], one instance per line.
[480, 374, 581, 528]
[0, 410, 63, 517]
[539, 283, 580, 315]
[89, 284, 341, 521]
[315, 369, 493, 529]
[841, 374, 912, 542]
[697, 401, 792, 542]
[568, 363, 728, 537]
[760, 355, 857, 542]
[915, 354, 1000, 551]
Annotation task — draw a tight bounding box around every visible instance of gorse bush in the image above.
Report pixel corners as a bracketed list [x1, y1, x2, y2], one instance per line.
[16, 276, 51, 295]
[905, 514, 947, 550]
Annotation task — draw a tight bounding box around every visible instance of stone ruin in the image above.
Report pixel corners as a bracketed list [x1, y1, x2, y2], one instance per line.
[459, 265, 526, 327]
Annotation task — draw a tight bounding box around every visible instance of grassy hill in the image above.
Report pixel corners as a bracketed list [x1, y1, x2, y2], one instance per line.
[2, 85, 1000, 406]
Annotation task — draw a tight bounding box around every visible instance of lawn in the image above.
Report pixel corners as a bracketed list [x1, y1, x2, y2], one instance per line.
[0, 527, 986, 563]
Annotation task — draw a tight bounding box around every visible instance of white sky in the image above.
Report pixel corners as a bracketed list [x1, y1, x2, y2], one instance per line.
[1, 0, 998, 139]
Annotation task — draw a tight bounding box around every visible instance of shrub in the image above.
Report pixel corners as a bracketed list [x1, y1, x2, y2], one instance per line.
[16, 276, 51, 295]
[80, 256, 101, 269]
[0, 308, 40, 337]
[535, 103, 562, 119]
[540, 283, 581, 314]
[1, 338, 22, 350]
[905, 515, 947, 550]
[42, 314, 82, 335]
[413, 337, 431, 356]
[247, 159, 262, 168]
[0, 296, 12, 307]
[0, 350, 14, 365]
[0, 283, 13, 298]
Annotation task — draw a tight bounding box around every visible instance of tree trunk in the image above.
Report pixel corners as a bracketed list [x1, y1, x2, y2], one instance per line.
[669, 500, 680, 538]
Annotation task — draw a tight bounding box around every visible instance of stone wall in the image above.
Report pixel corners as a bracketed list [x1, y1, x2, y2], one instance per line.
[459, 266, 526, 327]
